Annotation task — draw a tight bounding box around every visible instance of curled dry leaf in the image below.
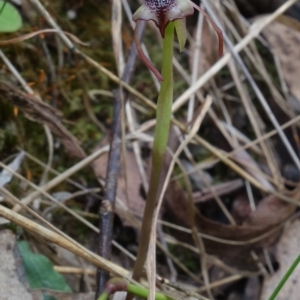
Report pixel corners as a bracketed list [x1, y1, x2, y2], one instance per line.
[165, 180, 298, 270]
[0, 81, 86, 159]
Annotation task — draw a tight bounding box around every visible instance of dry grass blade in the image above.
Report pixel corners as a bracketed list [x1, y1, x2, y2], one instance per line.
[204, 0, 300, 172]
[12, 145, 109, 212]
[187, 3, 204, 124]
[0, 29, 89, 46]
[112, 0, 125, 76]
[172, 0, 299, 112]
[0, 161, 99, 232]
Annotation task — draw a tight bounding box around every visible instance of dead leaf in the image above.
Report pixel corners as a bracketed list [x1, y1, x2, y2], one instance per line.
[165, 177, 300, 270]
[92, 140, 145, 228]
[162, 128, 298, 271]
[0, 81, 86, 158]
[262, 17, 300, 102]
[243, 194, 295, 228]
[260, 218, 300, 300]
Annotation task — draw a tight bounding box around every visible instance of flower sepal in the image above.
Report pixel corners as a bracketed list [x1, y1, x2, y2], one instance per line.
[174, 18, 187, 52]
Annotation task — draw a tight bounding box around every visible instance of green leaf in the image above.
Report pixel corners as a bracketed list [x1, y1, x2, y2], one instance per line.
[0, 1, 22, 32]
[18, 241, 72, 292]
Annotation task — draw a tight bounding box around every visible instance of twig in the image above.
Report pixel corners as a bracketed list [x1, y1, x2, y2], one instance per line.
[97, 89, 122, 294]
[96, 21, 146, 296]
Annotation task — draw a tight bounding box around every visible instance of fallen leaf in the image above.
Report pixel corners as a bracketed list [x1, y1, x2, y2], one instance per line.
[92, 140, 145, 228]
[0, 81, 86, 158]
[162, 128, 298, 271]
[262, 17, 300, 103]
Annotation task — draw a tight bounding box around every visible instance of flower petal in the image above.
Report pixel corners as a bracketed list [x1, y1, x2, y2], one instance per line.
[134, 20, 164, 81]
[133, 0, 193, 37]
[166, 0, 193, 23]
[132, 4, 159, 29]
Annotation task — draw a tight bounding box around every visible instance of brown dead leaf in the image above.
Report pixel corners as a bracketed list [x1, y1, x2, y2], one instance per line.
[0, 81, 86, 159]
[164, 181, 297, 270]
[243, 194, 295, 228]
[162, 129, 298, 270]
[260, 218, 300, 300]
[262, 17, 300, 102]
[92, 141, 145, 228]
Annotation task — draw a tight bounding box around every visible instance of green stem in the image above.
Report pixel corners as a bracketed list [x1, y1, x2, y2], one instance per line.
[127, 283, 173, 300]
[98, 292, 109, 300]
[97, 281, 173, 300]
[131, 22, 174, 281]
[268, 254, 300, 300]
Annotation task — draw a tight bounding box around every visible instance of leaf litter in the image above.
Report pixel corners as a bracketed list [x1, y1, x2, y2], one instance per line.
[1, 0, 300, 299]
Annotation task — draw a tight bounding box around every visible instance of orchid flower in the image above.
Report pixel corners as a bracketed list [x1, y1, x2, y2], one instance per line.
[133, 0, 223, 81]
[128, 1, 224, 286]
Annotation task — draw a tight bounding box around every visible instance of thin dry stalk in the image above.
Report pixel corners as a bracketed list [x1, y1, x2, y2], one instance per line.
[0, 192, 129, 278]
[13, 145, 109, 212]
[148, 97, 213, 299]
[172, 0, 299, 112]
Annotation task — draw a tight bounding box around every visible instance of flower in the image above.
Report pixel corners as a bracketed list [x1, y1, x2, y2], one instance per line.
[132, 0, 223, 81]
[133, 0, 194, 38]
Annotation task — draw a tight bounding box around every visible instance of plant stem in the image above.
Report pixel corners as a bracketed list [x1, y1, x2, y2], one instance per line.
[98, 292, 109, 300]
[268, 254, 300, 300]
[127, 283, 173, 300]
[131, 22, 174, 282]
[97, 278, 173, 300]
